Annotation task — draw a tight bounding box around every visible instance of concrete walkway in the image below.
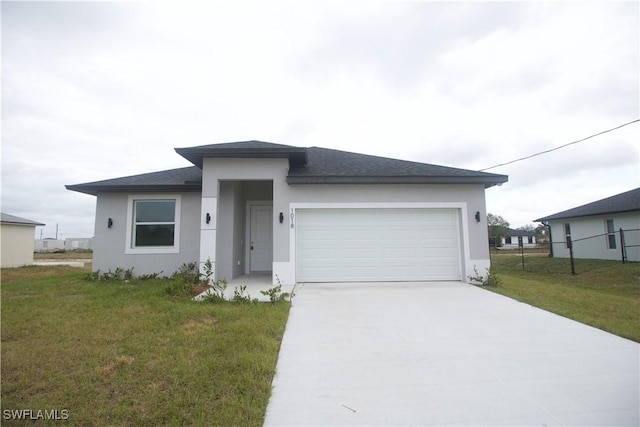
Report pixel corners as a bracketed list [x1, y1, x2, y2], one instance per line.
[33, 259, 91, 267]
[264, 282, 639, 426]
[194, 273, 296, 302]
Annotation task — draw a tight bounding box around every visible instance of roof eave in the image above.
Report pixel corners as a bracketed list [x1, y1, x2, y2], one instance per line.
[1, 221, 45, 226]
[65, 184, 202, 196]
[175, 147, 308, 168]
[535, 208, 640, 223]
[286, 175, 508, 187]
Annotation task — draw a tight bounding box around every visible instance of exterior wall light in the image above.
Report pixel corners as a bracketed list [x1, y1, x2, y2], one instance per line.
[475, 211, 481, 222]
[107, 218, 113, 228]
[206, 213, 211, 224]
[279, 212, 284, 223]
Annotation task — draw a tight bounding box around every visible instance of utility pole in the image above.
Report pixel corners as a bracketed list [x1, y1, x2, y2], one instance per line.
[55, 223, 59, 240]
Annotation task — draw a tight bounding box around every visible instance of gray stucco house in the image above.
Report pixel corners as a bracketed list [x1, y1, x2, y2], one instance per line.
[535, 187, 640, 262]
[66, 141, 508, 285]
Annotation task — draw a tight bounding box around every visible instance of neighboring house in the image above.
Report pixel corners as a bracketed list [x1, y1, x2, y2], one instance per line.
[34, 239, 65, 252]
[34, 238, 94, 252]
[535, 187, 640, 262]
[1, 213, 45, 268]
[500, 228, 537, 249]
[64, 238, 93, 251]
[66, 141, 508, 285]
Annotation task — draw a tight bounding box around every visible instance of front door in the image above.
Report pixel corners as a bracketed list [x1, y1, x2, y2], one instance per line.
[250, 204, 273, 272]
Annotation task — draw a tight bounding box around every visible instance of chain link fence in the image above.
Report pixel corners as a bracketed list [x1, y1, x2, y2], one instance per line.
[490, 228, 639, 275]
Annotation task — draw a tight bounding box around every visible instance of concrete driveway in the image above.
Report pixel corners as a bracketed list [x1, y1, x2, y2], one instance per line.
[264, 282, 639, 426]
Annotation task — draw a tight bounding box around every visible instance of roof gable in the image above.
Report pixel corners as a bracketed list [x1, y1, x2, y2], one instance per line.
[535, 187, 640, 222]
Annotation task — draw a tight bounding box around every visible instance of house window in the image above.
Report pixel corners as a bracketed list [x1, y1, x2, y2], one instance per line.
[527, 236, 533, 244]
[134, 200, 176, 246]
[564, 223, 571, 248]
[505, 236, 512, 244]
[126, 195, 181, 254]
[606, 219, 616, 250]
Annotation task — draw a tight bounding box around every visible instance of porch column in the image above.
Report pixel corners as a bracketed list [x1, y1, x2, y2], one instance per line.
[200, 197, 217, 282]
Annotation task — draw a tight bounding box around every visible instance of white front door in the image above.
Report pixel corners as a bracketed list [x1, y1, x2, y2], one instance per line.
[250, 204, 273, 272]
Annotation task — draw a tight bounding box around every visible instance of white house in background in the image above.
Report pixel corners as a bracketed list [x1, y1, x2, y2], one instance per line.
[66, 141, 508, 285]
[34, 239, 65, 252]
[1, 213, 45, 268]
[65, 238, 93, 251]
[34, 238, 94, 252]
[535, 187, 640, 262]
[501, 228, 537, 249]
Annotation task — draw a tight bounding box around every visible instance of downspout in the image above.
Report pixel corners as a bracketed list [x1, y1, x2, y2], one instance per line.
[543, 221, 553, 257]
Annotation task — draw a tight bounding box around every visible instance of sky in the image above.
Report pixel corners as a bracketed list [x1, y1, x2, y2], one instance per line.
[2, 0, 638, 239]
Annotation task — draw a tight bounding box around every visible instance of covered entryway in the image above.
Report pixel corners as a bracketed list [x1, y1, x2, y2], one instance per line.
[214, 180, 274, 281]
[295, 208, 462, 282]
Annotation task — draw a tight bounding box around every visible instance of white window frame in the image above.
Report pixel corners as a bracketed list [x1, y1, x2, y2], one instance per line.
[125, 194, 181, 254]
[605, 219, 617, 250]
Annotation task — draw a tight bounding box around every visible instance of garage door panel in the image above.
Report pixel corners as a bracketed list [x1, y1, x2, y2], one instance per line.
[296, 208, 461, 282]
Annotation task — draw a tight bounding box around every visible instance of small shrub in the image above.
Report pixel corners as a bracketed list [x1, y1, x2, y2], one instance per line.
[165, 280, 196, 297]
[205, 279, 227, 301]
[172, 262, 199, 284]
[84, 270, 101, 281]
[200, 292, 226, 304]
[138, 272, 162, 281]
[84, 267, 150, 282]
[468, 267, 501, 287]
[200, 259, 214, 284]
[231, 285, 256, 303]
[260, 284, 292, 303]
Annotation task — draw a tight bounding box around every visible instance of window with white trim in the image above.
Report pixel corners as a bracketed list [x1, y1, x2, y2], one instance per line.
[605, 219, 616, 250]
[564, 223, 571, 249]
[126, 195, 181, 254]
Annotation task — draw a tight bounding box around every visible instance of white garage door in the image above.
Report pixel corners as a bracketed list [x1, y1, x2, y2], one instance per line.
[296, 208, 462, 282]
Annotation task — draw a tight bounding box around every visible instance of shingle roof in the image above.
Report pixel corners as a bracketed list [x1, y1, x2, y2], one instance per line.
[65, 166, 202, 196]
[67, 141, 508, 194]
[535, 187, 640, 222]
[1, 213, 45, 226]
[175, 140, 307, 169]
[287, 147, 507, 186]
[506, 228, 535, 236]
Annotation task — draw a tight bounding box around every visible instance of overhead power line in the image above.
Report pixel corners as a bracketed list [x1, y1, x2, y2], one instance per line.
[479, 119, 640, 172]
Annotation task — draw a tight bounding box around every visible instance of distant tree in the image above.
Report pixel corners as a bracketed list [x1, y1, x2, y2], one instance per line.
[487, 213, 510, 247]
[517, 224, 536, 232]
[533, 224, 549, 241]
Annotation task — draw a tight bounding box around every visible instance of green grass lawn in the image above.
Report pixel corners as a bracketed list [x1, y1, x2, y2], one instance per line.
[1, 266, 290, 426]
[487, 253, 640, 342]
